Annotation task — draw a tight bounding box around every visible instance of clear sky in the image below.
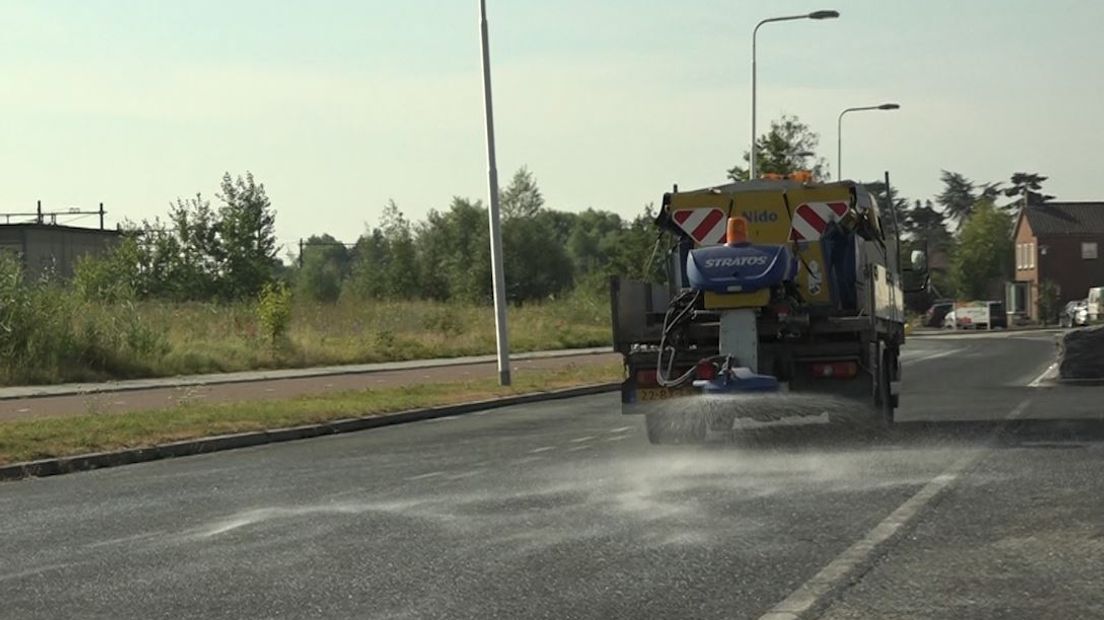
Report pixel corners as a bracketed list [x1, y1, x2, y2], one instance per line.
[3, 1, 1102, 254]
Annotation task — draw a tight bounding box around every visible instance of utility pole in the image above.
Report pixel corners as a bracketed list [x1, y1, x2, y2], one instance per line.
[479, 0, 511, 386]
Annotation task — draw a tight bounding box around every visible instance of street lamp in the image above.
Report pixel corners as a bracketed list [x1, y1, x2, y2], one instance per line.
[751, 10, 839, 179]
[836, 102, 899, 180]
[479, 0, 511, 386]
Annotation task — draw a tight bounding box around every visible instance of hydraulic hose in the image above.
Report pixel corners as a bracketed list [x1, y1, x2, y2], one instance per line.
[655, 289, 701, 388]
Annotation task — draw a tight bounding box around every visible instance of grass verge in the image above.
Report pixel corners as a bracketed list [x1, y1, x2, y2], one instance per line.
[0, 361, 623, 467]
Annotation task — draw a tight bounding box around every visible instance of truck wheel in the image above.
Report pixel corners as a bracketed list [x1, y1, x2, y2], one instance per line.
[645, 412, 707, 445]
[875, 348, 896, 427]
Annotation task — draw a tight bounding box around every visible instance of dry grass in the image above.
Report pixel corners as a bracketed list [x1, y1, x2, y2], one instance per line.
[1, 290, 611, 386]
[0, 361, 623, 466]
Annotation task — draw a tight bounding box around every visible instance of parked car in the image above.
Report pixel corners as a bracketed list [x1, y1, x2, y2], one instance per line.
[943, 310, 956, 329]
[1060, 299, 1089, 328]
[924, 300, 955, 327]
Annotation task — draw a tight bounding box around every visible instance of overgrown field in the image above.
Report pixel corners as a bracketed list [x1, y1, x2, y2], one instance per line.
[0, 281, 611, 386]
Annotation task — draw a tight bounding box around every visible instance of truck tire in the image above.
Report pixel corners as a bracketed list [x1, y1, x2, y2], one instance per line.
[645, 412, 707, 445]
[875, 347, 896, 427]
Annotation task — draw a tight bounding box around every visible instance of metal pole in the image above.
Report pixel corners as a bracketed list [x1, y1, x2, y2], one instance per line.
[99, 202, 105, 230]
[837, 103, 899, 179]
[750, 25, 759, 179]
[36, 200, 42, 224]
[480, 0, 511, 386]
[886, 170, 901, 274]
[298, 238, 304, 268]
[837, 111, 845, 180]
[750, 12, 839, 180]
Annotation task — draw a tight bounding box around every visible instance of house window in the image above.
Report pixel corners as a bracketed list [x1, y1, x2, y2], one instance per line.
[1028, 242, 1035, 268]
[1016, 243, 1024, 270]
[1084, 242, 1098, 260]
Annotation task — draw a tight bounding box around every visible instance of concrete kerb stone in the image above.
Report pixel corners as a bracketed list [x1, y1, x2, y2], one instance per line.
[0, 382, 621, 482]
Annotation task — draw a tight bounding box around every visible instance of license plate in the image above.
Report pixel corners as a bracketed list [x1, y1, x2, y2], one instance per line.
[638, 387, 697, 401]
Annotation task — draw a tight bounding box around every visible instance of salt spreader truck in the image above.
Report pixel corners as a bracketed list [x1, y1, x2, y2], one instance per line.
[610, 174, 913, 444]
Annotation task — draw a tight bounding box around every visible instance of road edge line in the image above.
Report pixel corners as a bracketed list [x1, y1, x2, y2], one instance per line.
[0, 382, 620, 483]
[758, 399, 1032, 620]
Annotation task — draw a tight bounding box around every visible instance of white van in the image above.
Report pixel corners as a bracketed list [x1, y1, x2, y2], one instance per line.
[1088, 287, 1104, 322]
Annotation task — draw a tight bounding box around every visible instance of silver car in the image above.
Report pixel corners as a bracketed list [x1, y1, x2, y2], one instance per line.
[1060, 299, 1088, 328]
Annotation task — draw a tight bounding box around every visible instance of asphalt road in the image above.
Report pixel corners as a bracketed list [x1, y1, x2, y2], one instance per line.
[2, 332, 1102, 619]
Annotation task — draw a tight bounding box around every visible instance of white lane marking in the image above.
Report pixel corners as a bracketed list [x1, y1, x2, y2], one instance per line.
[528, 446, 555, 454]
[609, 426, 633, 433]
[569, 435, 596, 443]
[514, 455, 547, 464]
[902, 348, 962, 365]
[604, 435, 629, 442]
[567, 445, 592, 452]
[758, 399, 1031, 620]
[446, 470, 483, 481]
[1029, 363, 1057, 388]
[405, 471, 445, 481]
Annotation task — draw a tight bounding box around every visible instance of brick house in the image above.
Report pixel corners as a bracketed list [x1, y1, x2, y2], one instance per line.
[1010, 202, 1104, 321]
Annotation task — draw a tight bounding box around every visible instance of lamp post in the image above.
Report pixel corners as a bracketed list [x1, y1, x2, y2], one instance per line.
[836, 103, 899, 180]
[751, 10, 839, 179]
[479, 0, 511, 386]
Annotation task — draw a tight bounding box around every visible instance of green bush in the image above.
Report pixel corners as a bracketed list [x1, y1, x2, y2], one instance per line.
[257, 282, 293, 346]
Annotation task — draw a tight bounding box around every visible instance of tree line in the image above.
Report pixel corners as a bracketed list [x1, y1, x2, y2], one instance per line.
[74, 114, 1049, 310]
[296, 168, 664, 304]
[75, 168, 664, 306]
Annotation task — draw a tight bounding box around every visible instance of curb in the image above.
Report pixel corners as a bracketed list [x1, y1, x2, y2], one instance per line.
[0, 347, 615, 401]
[0, 382, 621, 482]
[1056, 377, 1104, 386]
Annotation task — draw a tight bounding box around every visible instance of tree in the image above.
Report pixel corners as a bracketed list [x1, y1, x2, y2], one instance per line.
[375, 200, 420, 298]
[296, 234, 350, 303]
[346, 228, 390, 299]
[412, 197, 491, 302]
[216, 172, 278, 299]
[935, 170, 978, 225]
[565, 209, 624, 275]
[902, 199, 953, 250]
[863, 181, 908, 237]
[1003, 172, 1053, 210]
[167, 193, 220, 299]
[501, 167, 544, 219]
[606, 204, 665, 284]
[950, 199, 1013, 299]
[503, 216, 574, 302]
[728, 114, 829, 181]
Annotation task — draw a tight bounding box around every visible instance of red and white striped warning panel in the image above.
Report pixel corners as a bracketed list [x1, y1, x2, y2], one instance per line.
[789, 201, 848, 241]
[671, 208, 728, 245]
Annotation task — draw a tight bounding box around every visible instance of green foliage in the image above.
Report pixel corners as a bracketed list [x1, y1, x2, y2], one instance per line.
[936, 170, 978, 226]
[256, 282, 293, 346]
[73, 236, 141, 302]
[74, 172, 278, 303]
[295, 234, 349, 303]
[728, 114, 829, 181]
[503, 215, 574, 302]
[216, 172, 278, 299]
[1038, 280, 1062, 324]
[951, 199, 1013, 299]
[501, 166, 544, 220]
[1003, 172, 1053, 210]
